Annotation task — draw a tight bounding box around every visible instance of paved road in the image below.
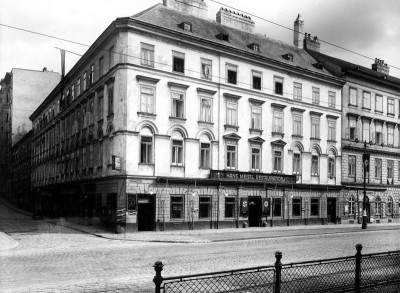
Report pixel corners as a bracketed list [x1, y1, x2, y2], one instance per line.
[1, 199, 400, 292]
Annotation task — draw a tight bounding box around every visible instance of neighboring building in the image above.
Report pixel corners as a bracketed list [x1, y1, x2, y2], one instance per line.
[0, 68, 60, 203]
[30, 0, 345, 231]
[10, 131, 32, 210]
[307, 50, 400, 224]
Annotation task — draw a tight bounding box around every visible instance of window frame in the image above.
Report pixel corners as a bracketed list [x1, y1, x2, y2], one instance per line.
[140, 85, 156, 114]
[170, 195, 184, 219]
[251, 104, 262, 130]
[311, 116, 320, 139]
[273, 108, 284, 134]
[140, 135, 153, 164]
[141, 43, 155, 68]
[311, 149, 319, 176]
[348, 155, 356, 178]
[199, 142, 211, 169]
[252, 70, 262, 90]
[293, 82, 302, 101]
[226, 100, 238, 126]
[387, 160, 394, 180]
[375, 158, 382, 180]
[171, 91, 185, 118]
[199, 196, 211, 218]
[292, 113, 302, 136]
[225, 142, 237, 170]
[172, 51, 185, 74]
[171, 139, 184, 166]
[312, 87, 320, 105]
[328, 91, 336, 108]
[274, 76, 284, 95]
[201, 58, 212, 80]
[310, 198, 319, 217]
[292, 197, 302, 217]
[387, 98, 395, 115]
[250, 145, 261, 172]
[226, 63, 238, 85]
[375, 95, 383, 112]
[349, 88, 357, 106]
[225, 197, 236, 218]
[293, 151, 301, 175]
[328, 120, 336, 141]
[273, 148, 283, 173]
[363, 91, 371, 109]
[200, 96, 212, 123]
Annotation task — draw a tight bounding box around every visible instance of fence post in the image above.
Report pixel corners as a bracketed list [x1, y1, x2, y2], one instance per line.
[153, 261, 164, 293]
[355, 244, 363, 293]
[274, 251, 282, 293]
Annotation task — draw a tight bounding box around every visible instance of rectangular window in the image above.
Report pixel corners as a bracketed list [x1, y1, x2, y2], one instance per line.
[140, 136, 153, 164]
[293, 82, 302, 101]
[83, 71, 87, 91]
[310, 198, 319, 216]
[71, 85, 75, 101]
[293, 114, 302, 136]
[328, 157, 335, 178]
[140, 86, 155, 114]
[375, 122, 382, 144]
[226, 144, 237, 169]
[99, 56, 104, 77]
[363, 91, 371, 109]
[274, 76, 283, 95]
[363, 121, 370, 142]
[199, 196, 211, 218]
[311, 117, 320, 139]
[200, 97, 212, 122]
[387, 160, 394, 179]
[171, 140, 183, 166]
[97, 91, 104, 119]
[251, 147, 261, 171]
[387, 125, 394, 146]
[328, 91, 336, 108]
[227, 64, 237, 84]
[90, 64, 94, 85]
[375, 95, 383, 112]
[225, 197, 236, 218]
[172, 92, 184, 118]
[77, 78, 81, 97]
[293, 153, 301, 175]
[273, 108, 283, 133]
[348, 155, 356, 177]
[172, 51, 185, 73]
[252, 71, 262, 90]
[200, 143, 210, 169]
[349, 118, 357, 140]
[141, 43, 155, 67]
[388, 98, 395, 115]
[273, 150, 282, 173]
[107, 85, 114, 115]
[375, 158, 382, 180]
[292, 198, 301, 217]
[328, 120, 336, 141]
[272, 198, 282, 217]
[251, 106, 261, 129]
[349, 88, 357, 106]
[312, 87, 320, 105]
[201, 58, 212, 80]
[226, 101, 237, 126]
[171, 195, 184, 219]
[311, 155, 319, 176]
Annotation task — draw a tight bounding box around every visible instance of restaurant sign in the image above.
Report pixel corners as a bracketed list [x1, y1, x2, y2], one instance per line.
[210, 170, 296, 183]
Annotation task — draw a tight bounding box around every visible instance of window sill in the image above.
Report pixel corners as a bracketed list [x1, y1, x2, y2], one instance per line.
[172, 71, 185, 75]
[169, 116, 187, 122]
[271, 131, 284, 137]
[138, 112, 156, 119]
[198, 121, 214, 126]
[311, 175, 319, 177]
[327, 140, 337, 143]
[292, 135, 303, 139]
[375, 110, 383, 114]
[249, 128, 263, 135]
[224, 124, 239, 131]
[348, 104, 358, 108]
[387, 113, 395, 117]
[310, 137, 321, 141]
[171, 165, 184, 169]
[362, 107, 370, 111]
[199, 167, 211, 170]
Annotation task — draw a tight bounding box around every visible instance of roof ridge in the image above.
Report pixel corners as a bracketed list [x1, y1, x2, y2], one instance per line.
[131, 3, 163, 18]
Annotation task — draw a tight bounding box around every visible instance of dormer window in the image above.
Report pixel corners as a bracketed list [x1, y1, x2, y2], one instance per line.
[178, 22, 192, 32]
[248, 43, 259, 52]
[216, 32, 229, 42]
[282, 53, 293, 61]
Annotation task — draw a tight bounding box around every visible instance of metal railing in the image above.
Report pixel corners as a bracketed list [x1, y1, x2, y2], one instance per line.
[153, 244, 400, 293]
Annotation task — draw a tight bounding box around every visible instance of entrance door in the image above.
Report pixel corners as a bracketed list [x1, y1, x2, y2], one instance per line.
[137, 195, 155, 231]
[327, 198, 337, 223]
[248, 197, 262, 227]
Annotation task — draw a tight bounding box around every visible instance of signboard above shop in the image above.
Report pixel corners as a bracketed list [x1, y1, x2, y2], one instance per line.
[210, 170, 296, 184]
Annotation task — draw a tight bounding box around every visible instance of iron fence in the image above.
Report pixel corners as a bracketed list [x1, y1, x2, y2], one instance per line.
[153, 244, 400, 293]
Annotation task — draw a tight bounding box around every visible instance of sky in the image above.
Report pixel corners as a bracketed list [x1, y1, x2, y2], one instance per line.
[1, 0, 400, 79]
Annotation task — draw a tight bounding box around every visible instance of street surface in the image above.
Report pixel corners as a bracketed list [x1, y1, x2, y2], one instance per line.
[1, 199, 400, 292]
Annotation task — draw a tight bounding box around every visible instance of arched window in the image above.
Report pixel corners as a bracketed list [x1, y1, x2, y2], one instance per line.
[311, 147, 319, 176]
[375, 196, 381, 215]
[140, 127, 153, 164]
[328, 150, 336, 178]
[387, 196, 393, 215]
[349, 195, 355, 215]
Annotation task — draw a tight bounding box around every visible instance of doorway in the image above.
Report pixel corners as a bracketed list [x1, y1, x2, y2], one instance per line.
[137, 195, 155, 231]
[327, 198, 337, 223]
[248, 197, 262, 227]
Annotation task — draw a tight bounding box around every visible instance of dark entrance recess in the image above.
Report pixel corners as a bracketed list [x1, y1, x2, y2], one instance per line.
[327, 198, 337, 223]
[137, 195, 155, 231]
[248, 197, 262, 227]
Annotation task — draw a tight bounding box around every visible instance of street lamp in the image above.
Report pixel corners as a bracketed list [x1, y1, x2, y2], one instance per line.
[362, 141, 370, 230]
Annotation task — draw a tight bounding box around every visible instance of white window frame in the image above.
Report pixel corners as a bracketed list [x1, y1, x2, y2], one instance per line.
[172, 51, 185, 74]
[225, 142, 237, 170]
[201, 58, 212, 80]
[293, 82, 302, 101]
[141, 43, 155, 67]
[328, 91, 336, 108]
[273, 108, 283, 133]
[226, 101, 238, 126]
[199, 142, 211, 169]
[171, 91, 185, 118]
[375, 95, 383, 112]
[328, 120, 336, 141]
[251, 105, 262, 130]
[140, 85, 155, 114]
[250, 145, 261, 172]
[311, 117, 320, 139]
[200, 96, 212, 123]
[273, 148, 283, 173]
[171, 139, 184, 166]
[312, 87, 320, 105]
[363, 91, 371, 109]
[349, 88, 357, 106]
[274, 76, 284, 95]
[140, 135, 153, 164]
[388, 98, 395, 115]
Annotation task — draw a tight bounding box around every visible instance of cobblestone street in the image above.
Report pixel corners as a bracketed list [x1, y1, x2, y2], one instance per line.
[1, 199, 400, 292]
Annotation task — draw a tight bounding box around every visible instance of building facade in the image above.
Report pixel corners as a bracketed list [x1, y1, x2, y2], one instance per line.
[30, 0, 346, 231]
[308, 51, 400, 224]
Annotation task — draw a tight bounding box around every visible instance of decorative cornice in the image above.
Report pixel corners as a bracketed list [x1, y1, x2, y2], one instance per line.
[271, 103, 287, 109]
[291, 107, 305, 113]
[248, 98, 265, 105]
[197, 87, 217, 95]
[309, 111, 323, 117]
[168, 82, 189, 89]
[223, 93, 241, 100]
[326, 114, 339, 120]
[136, 75, 160, 84]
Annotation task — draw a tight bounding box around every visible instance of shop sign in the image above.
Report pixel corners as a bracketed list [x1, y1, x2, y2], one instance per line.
[112, 155, 122, 171]
[210, 170, 296, 183]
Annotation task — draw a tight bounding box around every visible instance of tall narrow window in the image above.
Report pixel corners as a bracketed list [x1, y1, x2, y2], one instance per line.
[97, 90, 104, 119]
[388, 98, 395, 115]
[107, 85, 114, 116]
[375, 158, 382, 181]
[171, 195, 184, 219]
[312, 87, 320, 105]
[375, 122, 382, 144]
[293, 150, 301, 175]
[274, 76, 283, 95]
[90, 64, 95, 85]
[349, 118, 357, 140]
[251, 105, 261, 130]
[375, 95, 383, 112]
[292, 198, 301, 217]
[172, 92, 184, 118]
[328, 120, 336, 141]
[199, 196, 211, 218]
[310, 198, 319, 216]
[387, 124, 394, 146]
[252, 71, 262, 90]
[349, 88, 357, 106]
[201, 58, 212, 80]
[273, 108, 283, 133]
[349, 196, 355, 215]
[311, 149, 319, 176]
[387, 196, 393, 215]
[251, 146, 261, 171]
[83, 71, 87, 91]
[348, 155, 356, 178]
[375, 196, 381, 215]
[387, 160, 394, 180]
[293, 82, 302, 101]
[226, 144, 237, 170]
[226, 64, 237, 84]
[99, 56, 104, 77]
[363, 120, 370, 142]
[328, 151, 335, 178]
[109, 46, 114, 69]
[273, 150, 282, 173]
[226, 101, 237, 126]
[293, 114, 302, 136]
[171, 140, 183, 166]
[200, 97, 212, 122]
[328, 91, 336, 108]
[71, 85, 75, 101]
[200, 142, 211, 169]
[311, 117, 320, 139]
[225, 197, 236, 218]
[272, 198, 282, 217]
[77, 78, 81, 97]
[140, 136, 153, 164]
[140, 86, 155, 114]
[172, 51, 185, 73]
[141, 43, 155, 67]
[363, 91, 371, 109]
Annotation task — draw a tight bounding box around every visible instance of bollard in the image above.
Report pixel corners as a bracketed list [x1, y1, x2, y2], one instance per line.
[274, 251, 282, 293]
[355, 244, 363, 293]
[153, 261, 164, 293]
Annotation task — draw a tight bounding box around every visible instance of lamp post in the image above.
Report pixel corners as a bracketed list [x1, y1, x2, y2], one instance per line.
[362, 141, 370, 230]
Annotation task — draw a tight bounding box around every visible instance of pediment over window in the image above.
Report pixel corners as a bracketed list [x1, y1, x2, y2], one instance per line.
[271, 139, 287, 146]
[223, 133, 241, 140]
[248, 136, 265, 144]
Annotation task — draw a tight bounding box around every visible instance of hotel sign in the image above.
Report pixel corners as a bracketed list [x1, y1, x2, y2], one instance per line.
[210, 170, 296, 184]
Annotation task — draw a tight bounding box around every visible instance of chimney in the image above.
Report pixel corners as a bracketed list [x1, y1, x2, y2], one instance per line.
[42, 67, 47, 72]
[303, 34, 320, 52]
[372, 58, 389, 75]
[293, 14, 304, 48]
[216, 8, 255, 34]
[163, 0, 208, 19]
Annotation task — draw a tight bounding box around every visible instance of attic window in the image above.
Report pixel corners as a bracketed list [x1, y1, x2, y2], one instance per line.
[313, 63, 324, 70]
[248, 43, 260, 52]
[178, 22, 192, 32]
[282, 53, 293, 61]
[216, 32, 229, 42]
